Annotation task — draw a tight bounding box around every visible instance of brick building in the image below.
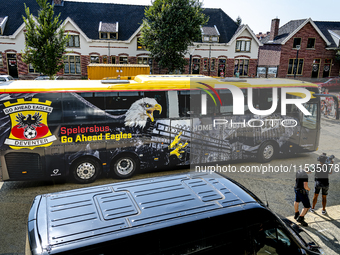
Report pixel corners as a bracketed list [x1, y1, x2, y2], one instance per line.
[0, 0, 261, 79]
[258, 18, 340, 79]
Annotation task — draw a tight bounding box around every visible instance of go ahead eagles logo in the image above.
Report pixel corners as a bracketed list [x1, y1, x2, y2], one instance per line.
[3, 98, 56, 150]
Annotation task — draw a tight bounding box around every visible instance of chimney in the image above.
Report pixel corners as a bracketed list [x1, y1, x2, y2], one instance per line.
[269, 18, 280, 41]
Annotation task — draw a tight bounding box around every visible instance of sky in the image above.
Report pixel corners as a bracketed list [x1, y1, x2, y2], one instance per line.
[67, 0, 340, 34]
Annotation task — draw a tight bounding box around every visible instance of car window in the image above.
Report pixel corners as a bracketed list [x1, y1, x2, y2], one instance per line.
[252, 223, 302, 255]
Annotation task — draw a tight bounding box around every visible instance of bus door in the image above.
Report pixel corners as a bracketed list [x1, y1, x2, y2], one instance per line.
[299, 103, 319, 151]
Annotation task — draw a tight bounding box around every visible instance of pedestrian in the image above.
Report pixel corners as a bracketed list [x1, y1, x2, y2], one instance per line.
[310, 153, 333, 215]
[294, 166, 312, 226]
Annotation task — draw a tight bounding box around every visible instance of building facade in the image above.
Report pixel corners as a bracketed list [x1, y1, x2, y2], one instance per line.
[0, 0, 261, 79]
[258, 18, 340, 79]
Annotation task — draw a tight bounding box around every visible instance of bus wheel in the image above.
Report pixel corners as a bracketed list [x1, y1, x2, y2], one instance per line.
[112, 155, 138, 179]
[258, 141, 276, 163]
[71, 157, 100, 184]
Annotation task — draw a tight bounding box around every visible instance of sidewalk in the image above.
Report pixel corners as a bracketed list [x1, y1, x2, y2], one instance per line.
[287, 205, 340, 255]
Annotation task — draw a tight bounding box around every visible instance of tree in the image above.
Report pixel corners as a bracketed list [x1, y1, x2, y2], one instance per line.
[22, 0, 69, 79]
[140, 0, 208, 73]
[236, 16, 242, 26]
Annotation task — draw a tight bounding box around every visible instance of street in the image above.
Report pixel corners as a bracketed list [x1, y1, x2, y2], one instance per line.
[0, 116, 340, 254]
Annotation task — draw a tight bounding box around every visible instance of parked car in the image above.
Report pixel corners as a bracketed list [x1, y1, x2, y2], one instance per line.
[319, 77, 340, 91]
[26, 171, 324, 255]
[0, 75, 14, 83]
[34, 75, 59, 80]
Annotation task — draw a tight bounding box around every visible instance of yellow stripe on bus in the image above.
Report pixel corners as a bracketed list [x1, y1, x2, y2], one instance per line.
[0, 75, 318, 93]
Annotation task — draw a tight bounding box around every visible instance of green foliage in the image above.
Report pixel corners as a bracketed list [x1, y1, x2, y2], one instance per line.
[140, 0, 208, 73]
[22, 0, 69, 79]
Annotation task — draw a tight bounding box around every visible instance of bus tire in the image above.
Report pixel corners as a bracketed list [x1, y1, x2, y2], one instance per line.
[71, 157, 100, 184]
[257, 141, 276, 163]
[112, 154, 138, 179]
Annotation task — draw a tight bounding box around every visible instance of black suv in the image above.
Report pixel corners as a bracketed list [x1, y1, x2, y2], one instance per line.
[26, 172, 323, 255]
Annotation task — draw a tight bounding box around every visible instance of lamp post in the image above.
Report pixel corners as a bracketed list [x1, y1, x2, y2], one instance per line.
[293, 45, 301, 79]
[188, 45, 196, 75]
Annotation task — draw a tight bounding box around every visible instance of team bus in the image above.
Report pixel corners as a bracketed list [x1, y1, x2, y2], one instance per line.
[0, 75, 320, 183]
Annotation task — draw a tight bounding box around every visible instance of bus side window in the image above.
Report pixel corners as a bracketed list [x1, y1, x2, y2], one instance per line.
[62, 93, 105, 123]
[218, 89, 233, 115]
[178, 90, 190, 117]
[105, 92, 140, 116]
[35, 93, 62, 124]
[179, 90, 217, 117]
[250, 88, 280, 114]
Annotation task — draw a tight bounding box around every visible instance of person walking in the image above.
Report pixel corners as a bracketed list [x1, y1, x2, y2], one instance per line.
[294, 166, 311, 226]
[310, 153, 333, 215]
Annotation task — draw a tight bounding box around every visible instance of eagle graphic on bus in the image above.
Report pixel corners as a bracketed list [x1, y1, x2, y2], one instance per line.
[124, 98, 162, 128]
[15, 112, 44, 139]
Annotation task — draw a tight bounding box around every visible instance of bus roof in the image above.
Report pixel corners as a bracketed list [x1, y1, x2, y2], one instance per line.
[0, 75, 318, 93]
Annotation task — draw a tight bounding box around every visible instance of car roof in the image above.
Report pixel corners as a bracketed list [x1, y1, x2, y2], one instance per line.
[31, 172, 265, 253]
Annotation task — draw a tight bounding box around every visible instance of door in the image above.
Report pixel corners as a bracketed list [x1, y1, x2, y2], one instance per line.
[192, 58, 200, 74]
[7, 53, 18, 78]
[218, 58, 226, 77]
[311, 59, 320, 78]
[322, 59, 332, 78]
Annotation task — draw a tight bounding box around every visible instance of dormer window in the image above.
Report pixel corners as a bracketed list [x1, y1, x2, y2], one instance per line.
[99, 21, 118, 40]
[201, 25, 220, 43]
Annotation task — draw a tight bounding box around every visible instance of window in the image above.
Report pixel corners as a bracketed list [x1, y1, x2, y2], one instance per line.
[111, 56, 116, 64]
[250, 88, 280, 114]
[119, 57, 128, 64]
[137, 57, 153, 73]
[293, 38, 301, 49]
[28, 63, 38, 73]
[307, 38, 315, 49]
[178, 90, 217, 117]
[0, 52, 3, 67]
[192, 58, 200, 74]
[251, 223, 301, 255]
[35, 93, 62, 124]
[103, 56, 108, 64]
[203, 58, 208, 71]
[137, 57, 149, 65]
[105, 91, 167, 119]
[210, 58, 215, 71]
[202, 35, 219, 43]
[64, 55, 81, 74]
[302, 103, 317, 129]
[90, 56, 99, 63]
[63, 93, 105, 123]
[137, 38, 147, 50]
[234, 59, 249, 76]
[218, 59, 226, 77]
[287, 59, 304, 75]
[100, 32, 117, 40]
[236, 40, 251, 52]
[67, 35, 80, 47]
